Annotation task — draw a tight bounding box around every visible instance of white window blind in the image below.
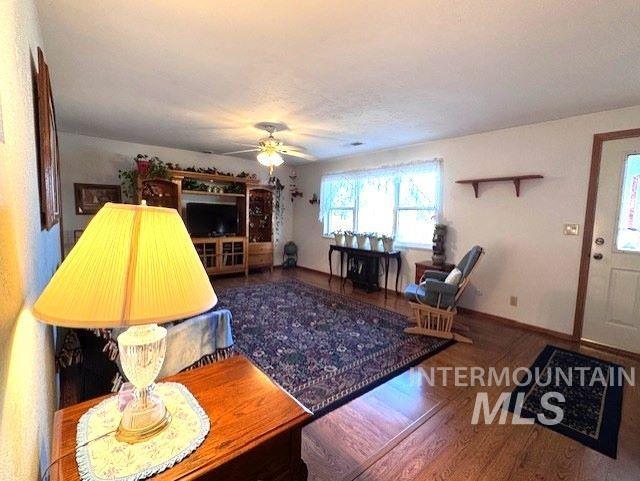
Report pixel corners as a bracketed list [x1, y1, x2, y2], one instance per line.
[319, 160, 442, 247]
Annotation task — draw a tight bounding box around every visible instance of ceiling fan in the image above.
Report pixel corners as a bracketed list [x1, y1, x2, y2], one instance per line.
[221, 123, 316, 175]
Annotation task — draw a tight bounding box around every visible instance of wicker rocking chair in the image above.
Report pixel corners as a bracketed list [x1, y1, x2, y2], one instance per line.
[403, 246, 484, 344]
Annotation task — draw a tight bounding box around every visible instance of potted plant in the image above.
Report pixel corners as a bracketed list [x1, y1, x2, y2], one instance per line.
[344, 230, 355, 247]
[120, 155, 169, 201]
[135, 153, 151, 175]
[380, 234, 395, 252]
[355, 232, 368, 249]
[366, 232, 380, 251]
[332, 230, 345, 246]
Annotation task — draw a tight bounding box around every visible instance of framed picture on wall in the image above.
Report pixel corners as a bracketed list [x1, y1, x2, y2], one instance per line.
[36, 47, 61, 230]
[74, 183, 122, 215]
[73, 229, 84, 245]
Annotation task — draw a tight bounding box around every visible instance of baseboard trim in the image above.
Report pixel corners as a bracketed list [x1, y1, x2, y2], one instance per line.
[295, 265, 327, 276]
[295, 265, 402, 296]
[579, 338, 640, 361]
[458, 307, 575, 342]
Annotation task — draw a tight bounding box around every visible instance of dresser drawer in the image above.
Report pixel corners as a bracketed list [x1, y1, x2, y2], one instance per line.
[249, 242, 273, 255]
[208, 430, 298, 481]
[249, 253, 273, 267]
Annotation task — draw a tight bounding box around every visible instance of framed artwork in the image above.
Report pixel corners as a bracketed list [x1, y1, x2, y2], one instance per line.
[74, 183, 122, 215]
[73, 229, 84, 244]
[36, 47, 61, 231]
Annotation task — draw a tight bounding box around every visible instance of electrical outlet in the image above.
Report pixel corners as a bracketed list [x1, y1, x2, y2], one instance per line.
[509, 296, 518, 307]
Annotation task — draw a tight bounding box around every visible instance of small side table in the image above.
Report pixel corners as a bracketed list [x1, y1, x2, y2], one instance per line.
[50, 356, 311, 481]
[414, 260, 456, 283]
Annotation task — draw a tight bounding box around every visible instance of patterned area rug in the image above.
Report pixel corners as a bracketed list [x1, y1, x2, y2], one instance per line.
[508, 345, 624, 458]
[216, 279, 452, 415]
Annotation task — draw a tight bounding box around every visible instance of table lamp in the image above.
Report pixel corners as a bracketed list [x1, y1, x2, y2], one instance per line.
[34, 202, 217, 443]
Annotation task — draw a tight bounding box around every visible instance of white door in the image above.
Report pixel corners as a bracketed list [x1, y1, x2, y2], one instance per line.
[583, 137, 640, 354]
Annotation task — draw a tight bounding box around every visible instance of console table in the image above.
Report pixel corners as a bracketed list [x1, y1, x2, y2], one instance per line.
[328, 244, 402, 298]
[49, 356, 311, 481]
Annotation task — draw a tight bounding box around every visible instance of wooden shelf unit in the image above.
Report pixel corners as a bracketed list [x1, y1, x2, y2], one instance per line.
[137, 171, 275, 277]
[182, 190, 246, 198]
[192, 236, 247, 275]
[456, 175, 543, 198]
[248, 186, 274, 271]
[167, 169, 260, 185]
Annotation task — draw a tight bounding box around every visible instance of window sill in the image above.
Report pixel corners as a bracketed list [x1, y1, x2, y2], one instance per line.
[395, 243, 433, 251]
[321, 235, 432, 251]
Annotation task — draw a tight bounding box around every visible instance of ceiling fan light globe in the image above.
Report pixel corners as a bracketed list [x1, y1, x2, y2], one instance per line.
[257, 151, 283, 167]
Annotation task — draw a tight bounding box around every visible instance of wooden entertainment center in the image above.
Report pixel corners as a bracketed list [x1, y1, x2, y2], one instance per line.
[138, 169, 274, 276]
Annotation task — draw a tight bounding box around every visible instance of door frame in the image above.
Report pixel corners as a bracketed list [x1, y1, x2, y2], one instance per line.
[573, 128, 640, 340]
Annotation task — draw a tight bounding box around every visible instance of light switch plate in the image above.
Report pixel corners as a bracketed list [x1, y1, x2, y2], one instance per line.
[563, 223, 579, 236]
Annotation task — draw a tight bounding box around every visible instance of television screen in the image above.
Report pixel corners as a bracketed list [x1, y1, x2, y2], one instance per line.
[186, 202, 238, 236]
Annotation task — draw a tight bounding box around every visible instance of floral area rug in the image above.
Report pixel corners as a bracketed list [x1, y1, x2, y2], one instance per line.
[216, 279, 452, 416]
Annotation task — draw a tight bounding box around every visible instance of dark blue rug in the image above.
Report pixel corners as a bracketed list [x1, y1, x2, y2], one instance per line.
[216, 279, 451, 416]
[507, 345, 624, 458]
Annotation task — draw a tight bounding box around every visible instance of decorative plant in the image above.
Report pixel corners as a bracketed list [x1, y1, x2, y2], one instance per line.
[379, 234, 395, 252]
[308, 193, 319, 205]
[119, 154, 169, 201]
[118, 169, 139, 201]
[343, 230, 355, 247]
[366, 232, 380, 250]
[331, 230, 345, 246]
[355, 232, 368, 249]
[223, 182, 244, 194]
[269, 176, 285, 243]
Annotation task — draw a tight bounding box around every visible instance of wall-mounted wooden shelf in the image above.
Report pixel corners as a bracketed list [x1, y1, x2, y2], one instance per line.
[168, 169, 260, 184]
[182, 190, 246, 198]
[456, 175, 543, 198]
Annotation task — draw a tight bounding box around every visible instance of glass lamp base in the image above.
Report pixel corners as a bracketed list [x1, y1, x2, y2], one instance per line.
[116, 324, 170, 444]
[116, 388, 171, 443]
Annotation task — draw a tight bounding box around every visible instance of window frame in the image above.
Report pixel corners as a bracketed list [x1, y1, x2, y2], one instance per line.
[614, 151, 640, 255]
[321, 162, 441, 249]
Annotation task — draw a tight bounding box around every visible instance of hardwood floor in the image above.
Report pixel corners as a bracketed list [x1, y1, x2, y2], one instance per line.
[214, 268, 640, 481]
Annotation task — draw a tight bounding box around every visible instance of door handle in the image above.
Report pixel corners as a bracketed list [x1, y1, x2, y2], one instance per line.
[593, 253, 603, 260]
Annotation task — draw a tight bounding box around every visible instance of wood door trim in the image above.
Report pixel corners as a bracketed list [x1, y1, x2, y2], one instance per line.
[573, 128, 640, 339]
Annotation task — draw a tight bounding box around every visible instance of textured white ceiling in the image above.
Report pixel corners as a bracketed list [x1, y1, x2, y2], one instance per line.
[37, 0, 640, 162]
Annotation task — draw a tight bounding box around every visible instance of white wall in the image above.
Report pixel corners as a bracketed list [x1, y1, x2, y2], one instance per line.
[293, 105, 640, 335]
[0, 0, 61, 479]
[58, 132, 295, 262]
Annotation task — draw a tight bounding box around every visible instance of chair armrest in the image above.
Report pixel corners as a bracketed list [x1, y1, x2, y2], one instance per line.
[420, 278, 458, 296]
[420, 270, 449, 282]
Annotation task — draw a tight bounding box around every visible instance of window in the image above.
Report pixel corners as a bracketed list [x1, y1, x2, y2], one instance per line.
[320, 160, 441, 247]
[616, 153, 640, 252]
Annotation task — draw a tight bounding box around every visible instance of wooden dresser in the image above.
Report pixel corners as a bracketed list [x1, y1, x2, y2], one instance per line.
[50, 356, 311, 481]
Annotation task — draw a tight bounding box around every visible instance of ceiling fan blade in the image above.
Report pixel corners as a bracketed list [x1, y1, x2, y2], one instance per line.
[280, 149, 316, 161]
[232, 142, 262, 148]
[291, 131, 348, 142]
[221, 148, 260, 155]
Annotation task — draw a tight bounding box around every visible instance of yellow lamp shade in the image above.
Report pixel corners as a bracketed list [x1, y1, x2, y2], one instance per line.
[34, 203, 217, 327]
